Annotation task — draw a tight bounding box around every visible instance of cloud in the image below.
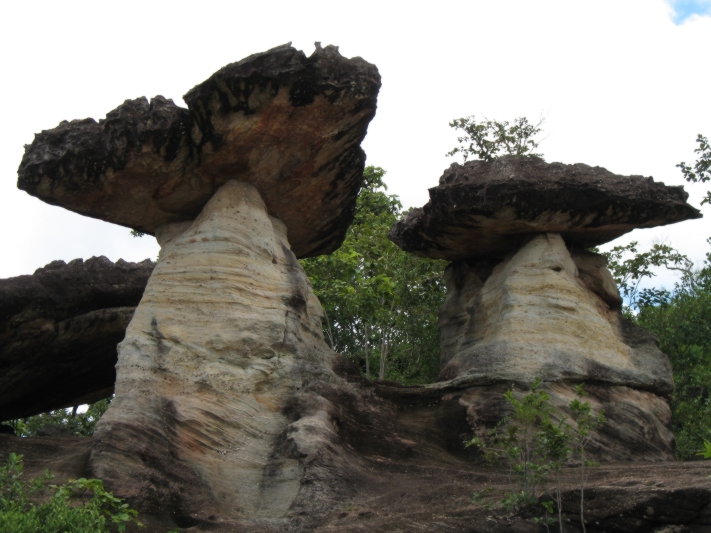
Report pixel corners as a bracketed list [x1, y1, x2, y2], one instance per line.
[667, 0, 711, 23]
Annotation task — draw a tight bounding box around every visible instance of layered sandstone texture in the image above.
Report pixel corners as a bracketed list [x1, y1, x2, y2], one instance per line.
[390, 156, 701, 460]
[18, 43, 381, 258]
[0, 257, 153, 420]
[90, 181, 343, 524]
[389, 156, 701, 260]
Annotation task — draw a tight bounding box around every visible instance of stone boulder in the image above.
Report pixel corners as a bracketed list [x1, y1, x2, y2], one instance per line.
[18, 43, 381, 258]
[0, 257, 153, 420]
[389, 156, 701, 261]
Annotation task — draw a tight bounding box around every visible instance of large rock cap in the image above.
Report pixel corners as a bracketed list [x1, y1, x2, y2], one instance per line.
[389, 156, 701, 260]
[0, 257, 153, 420]
[18, 43, 381, 258]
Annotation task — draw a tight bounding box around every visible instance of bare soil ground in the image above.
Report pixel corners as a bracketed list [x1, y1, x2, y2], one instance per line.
[3, 434, 710, 533]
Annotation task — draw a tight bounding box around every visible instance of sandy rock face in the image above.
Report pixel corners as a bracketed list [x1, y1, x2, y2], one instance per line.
[439, 234, 672, 393]
[0, 257, 153, 419]
[90, 181, 338, 524]
[439, 234, 675, 458]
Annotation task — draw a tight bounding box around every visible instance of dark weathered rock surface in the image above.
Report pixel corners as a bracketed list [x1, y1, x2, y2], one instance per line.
[18, 43, 381, 258]
[389, 156, 701, 260]
[1, 361, 708, 533]
[0, 257, 153, 420]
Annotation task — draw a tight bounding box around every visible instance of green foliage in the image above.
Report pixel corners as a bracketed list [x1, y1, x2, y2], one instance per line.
[603, 233, 711, 460]
[3, 398, 111, 438]
[599, 133, 711, 460]
[635, 263, 711, 460]
[130, 230, 146, 238]
[568, 385, 605, 533]
[602, 241, 692, 309]
[697, 440, 711, 459]
[678, 134, 711, 204]
[466, 380, 603, 531]
[0, 453, 142, 533]
[300, 166, 447, 383]
[447, 115, 545, 162]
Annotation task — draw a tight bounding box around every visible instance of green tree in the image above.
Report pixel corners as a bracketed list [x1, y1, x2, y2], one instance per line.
[678, 134, 711, 205]
[568, 385, 605, 533]
[3, 399, 111, 438]
[447, 115, 545, 162]
[301, 166, 447, 383]
[635, 263, 711, 459]
[602, 235, 711, 460]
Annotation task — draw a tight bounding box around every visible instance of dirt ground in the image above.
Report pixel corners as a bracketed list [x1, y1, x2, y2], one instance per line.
[3, 434, 711, 533]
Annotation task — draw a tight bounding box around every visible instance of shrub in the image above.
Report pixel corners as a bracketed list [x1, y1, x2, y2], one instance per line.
[0, 452, 142, 533]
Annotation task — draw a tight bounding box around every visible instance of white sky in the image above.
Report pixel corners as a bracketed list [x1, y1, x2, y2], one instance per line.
[1, 0, 710, 291]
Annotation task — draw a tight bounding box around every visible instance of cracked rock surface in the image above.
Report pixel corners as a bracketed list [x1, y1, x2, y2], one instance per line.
[18, 43, 380, 258]
[389, 156, 701, 261]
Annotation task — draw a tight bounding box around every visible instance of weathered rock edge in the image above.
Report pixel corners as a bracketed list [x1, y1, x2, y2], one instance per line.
[389, 156, 702, 260]
[17, 43, 381, 258]
[0, 256, 153, 420]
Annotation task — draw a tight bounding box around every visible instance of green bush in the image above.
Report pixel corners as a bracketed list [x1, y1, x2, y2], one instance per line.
[0, 452, 142, 533]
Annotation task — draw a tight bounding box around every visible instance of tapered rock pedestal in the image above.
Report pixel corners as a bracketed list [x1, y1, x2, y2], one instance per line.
[90, 181, 336, 524]
[15, 43, 380, 527]
[390, 156, 702, 460]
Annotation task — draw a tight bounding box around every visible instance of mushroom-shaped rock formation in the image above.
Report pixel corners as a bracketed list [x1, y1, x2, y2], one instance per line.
[16, 44, 380, 527]
[389, 156, 701, 260]
[18, 43, 380, 259]
[0, 257, 153, 420]
[389, 156, 701, 459]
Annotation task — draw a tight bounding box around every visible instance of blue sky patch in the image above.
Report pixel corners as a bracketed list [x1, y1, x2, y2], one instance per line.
[669, 0, 711, 24]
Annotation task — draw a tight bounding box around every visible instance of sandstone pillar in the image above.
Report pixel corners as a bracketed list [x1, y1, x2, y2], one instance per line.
[389, 156, 701, 460]
[90, 181, 335, 522]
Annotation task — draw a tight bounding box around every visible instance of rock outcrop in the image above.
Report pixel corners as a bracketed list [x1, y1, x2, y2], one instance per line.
[14, 43, 381, 528]
[390, 156, 701, 460]
[3, 377, 710, 533]
[389, 157, 701, 260]
[0, 257, 153, 420]
[18, 43, 380, 258]
[91, 181, 342, 523]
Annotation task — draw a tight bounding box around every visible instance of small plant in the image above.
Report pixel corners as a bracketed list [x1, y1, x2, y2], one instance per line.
[466, 380, 605, 532]
[568, 384, 606, 533]
[447, 115, 546, 162]
[533, 500, 557, 533]
[465, 379, 560, 513]
[697, 440, 711, 459]
[0, 452, 143, 533]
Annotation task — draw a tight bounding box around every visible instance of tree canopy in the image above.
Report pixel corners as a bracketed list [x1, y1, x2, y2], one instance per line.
[300, 166, 447, 383]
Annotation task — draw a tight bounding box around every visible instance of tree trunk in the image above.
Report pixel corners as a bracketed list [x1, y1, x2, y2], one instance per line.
[364, 324, 370, 378]
[323, 308, 335, 349]
[379, 337, 389, 381]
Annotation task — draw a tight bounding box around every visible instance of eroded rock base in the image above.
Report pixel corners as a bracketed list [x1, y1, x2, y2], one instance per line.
[90, 181, 340, 525]
[438, 233, 675, 460]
